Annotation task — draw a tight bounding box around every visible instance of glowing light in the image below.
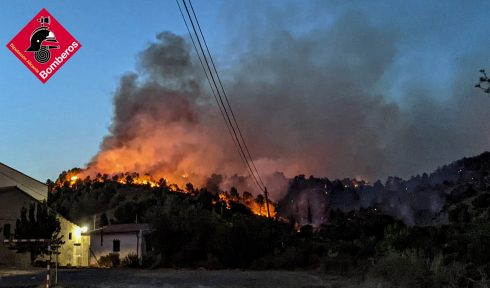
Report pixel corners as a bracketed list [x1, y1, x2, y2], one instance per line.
[68, 175, 79, 186]
[74, 226, 88, 239]
[74, 227, 81, 238]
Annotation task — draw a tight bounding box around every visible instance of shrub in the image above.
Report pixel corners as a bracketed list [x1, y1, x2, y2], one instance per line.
[368, 251, 452, 288]
[194, 253, 223, 270]
[250, 249, 298, 270]
[141, 254, 157, 268]
[99, 253, 120, 268]
[448, 204, 471, 223]
[121, 253, 139, 267]
[472, 193, 490, 208]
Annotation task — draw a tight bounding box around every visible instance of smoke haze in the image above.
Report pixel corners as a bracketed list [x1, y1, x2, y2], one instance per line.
[85, 3, 490, 200]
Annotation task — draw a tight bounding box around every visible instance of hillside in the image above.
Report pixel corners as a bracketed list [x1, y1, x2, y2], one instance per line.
[47, 151, 490, 228]
[279, 151, 490, 226]
[42, 152, 490, 285]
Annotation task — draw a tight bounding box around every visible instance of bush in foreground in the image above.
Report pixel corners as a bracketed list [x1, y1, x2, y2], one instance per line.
[122, 253, 139, 267]
[99, 253, 120, 268]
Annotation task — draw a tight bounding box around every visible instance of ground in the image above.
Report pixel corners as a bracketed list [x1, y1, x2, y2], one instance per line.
[0, 268, 387, 288]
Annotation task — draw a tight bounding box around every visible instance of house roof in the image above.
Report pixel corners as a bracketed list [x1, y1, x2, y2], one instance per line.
[87, 223, 151, 235]
[0, 162, 47, 202]
[0, 185, 82, 230]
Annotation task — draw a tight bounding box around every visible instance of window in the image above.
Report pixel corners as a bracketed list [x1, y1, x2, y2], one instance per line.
[113, 239, 120, 252]
[3, 224, 11, 238]
[68, 232, 72, 240]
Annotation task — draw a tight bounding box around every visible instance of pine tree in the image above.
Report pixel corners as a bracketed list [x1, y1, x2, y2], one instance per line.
[13, 201, 64, 263]
[100, 212, 109, 227]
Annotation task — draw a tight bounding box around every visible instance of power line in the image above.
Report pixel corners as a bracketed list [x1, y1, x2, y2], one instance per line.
[176, 0, 265, 192]
[187, 0, 266, 189]
[175, 0, 250, 176]
[181, 0, 264, 192]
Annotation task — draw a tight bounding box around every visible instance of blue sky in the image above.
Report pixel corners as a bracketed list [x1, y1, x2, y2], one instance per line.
[1, 1, 490, 182]
[0, 1, 220, 180]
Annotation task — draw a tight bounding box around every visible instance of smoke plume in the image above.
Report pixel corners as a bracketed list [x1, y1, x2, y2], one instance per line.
[85, 5, 490, 201]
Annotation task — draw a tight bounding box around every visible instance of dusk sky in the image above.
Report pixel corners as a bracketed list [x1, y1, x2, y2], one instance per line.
[2, 1, 490, 184]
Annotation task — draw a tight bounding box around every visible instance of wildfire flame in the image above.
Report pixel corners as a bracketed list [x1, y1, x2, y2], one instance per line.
[244, 196, 276, 217]
[56, 170, 162, 189]
[69, 175, 79, 185]
[214, 191, 276, 217]
[54, 170, 276, 218]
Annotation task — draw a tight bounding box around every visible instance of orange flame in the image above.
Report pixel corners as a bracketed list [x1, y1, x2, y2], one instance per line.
[54, 170, 275, 218]
[216, 191, 277, 217]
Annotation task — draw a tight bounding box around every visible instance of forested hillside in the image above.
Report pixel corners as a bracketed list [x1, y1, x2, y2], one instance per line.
[45, 152, 490, 286]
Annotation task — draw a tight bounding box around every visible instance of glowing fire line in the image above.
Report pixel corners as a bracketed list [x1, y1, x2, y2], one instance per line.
[56, 171, 276, 218]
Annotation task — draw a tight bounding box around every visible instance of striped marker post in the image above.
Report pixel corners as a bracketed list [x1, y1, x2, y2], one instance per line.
[3, 239, 50, 243]
[3, 239, 53, 287]
[46, 244, 51, 288]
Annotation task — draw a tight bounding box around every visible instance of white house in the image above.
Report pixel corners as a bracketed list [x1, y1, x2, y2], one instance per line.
[87, 223, 151, 266]
[0, 162, 90, 267]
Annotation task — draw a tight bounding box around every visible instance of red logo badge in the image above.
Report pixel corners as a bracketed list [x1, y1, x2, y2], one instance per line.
[6, 8, 81, 83]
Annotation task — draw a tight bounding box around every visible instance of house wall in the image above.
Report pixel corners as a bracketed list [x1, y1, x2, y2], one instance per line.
[89, 232, 143, 266]
[0, 188, 37, 267]
[57, 217, 90, 267]
[0, 187, 90, 267]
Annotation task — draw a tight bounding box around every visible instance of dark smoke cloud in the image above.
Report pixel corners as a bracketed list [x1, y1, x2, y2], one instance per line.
[218, 4, 490, 184]
[225, 12, 400, 183]
[87, 4, 490, 202]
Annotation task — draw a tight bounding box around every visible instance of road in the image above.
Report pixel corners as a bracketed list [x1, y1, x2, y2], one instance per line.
[0, 268, 369, 288]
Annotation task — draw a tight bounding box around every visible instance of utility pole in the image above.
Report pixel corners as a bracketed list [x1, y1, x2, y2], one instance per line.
[307, 200, 313, 224]
[264, 187, 274, 253]
[264, 187, 271, 219]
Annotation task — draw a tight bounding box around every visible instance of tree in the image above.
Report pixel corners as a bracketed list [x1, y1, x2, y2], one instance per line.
[230, 187, 239, 202]
[197, 188, 213, 210]
[158, 178, 167, 188]
[100, 212, 109, 227]
[256, 195, 265, 215]
[185, 183, 194, 194]
[125, 174, 134, 185]
[114, 201, 137, 223]
[242, 191, 253, 203]
[14, 202, 64, 263]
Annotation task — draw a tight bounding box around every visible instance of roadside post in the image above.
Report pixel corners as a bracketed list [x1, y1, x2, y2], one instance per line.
[2, 238, 54, 288]
[47, 244, 51, 288]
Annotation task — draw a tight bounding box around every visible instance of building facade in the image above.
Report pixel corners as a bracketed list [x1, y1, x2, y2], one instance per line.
[87, 223, 151, 266]
[0, 162, 90, 267]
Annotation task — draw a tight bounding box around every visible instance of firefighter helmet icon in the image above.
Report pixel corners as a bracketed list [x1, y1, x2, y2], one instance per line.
[25, 16, 59, 64]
